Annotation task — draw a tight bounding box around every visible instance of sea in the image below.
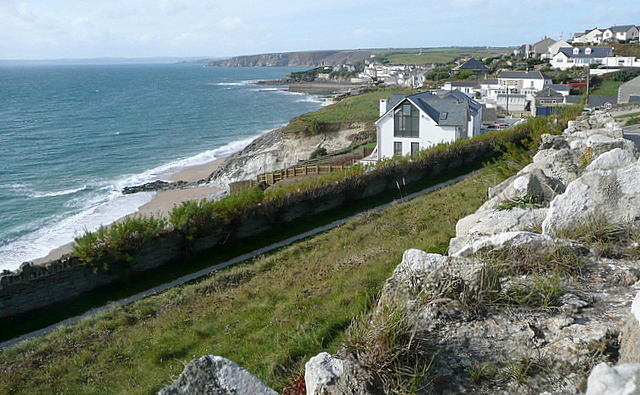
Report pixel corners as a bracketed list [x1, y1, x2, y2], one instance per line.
[0, 63, 324, 271]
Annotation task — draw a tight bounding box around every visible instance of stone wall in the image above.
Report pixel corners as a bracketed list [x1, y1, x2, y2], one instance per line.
[0, 134, 499, 320]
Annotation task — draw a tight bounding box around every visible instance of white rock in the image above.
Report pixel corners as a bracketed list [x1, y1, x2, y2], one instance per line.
[305, 352, 344, 395]
[158, 355, 278, 395]
[587, 148, 638, 172]
[586, 363, 640, 395]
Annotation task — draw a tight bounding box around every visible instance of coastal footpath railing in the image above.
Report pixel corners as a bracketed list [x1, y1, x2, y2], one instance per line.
[0, 120, 556, 319]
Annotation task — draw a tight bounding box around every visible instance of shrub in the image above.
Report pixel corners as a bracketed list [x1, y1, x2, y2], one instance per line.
[72, 215, 168, 268]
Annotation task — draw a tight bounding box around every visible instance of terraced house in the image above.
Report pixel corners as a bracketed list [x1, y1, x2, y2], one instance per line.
[364, 90, 482, 162]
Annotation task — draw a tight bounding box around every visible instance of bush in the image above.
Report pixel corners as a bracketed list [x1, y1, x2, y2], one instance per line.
[72, 215, 168, 268]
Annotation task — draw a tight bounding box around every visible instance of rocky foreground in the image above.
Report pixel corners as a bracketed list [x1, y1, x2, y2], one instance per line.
[160, 111, 640, 394]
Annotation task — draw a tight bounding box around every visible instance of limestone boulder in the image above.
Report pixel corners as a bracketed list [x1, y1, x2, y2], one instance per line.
[158, 355, 277, 395]
[542, 163, 640, 236]
[586, 363, 640, 395]
[586, 148, 638, 172]
[452, 230, 588, 259]
[305, 352, 383, 395]
[378, 249, 499, 313]
[529, 147, 582, 186]
[449, 208, 548, 256]
[620, 292, 640, 364]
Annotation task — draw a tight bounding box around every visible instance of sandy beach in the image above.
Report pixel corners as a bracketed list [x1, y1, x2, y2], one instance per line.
[33, 157, 226, 264]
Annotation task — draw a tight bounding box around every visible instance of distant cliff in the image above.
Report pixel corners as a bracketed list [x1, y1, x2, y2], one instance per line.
[208, 50, 375, 67]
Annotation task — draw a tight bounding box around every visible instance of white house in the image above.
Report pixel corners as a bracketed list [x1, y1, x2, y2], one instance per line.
[550, 47, 614, 70]
[365, 90, 483, 162]
[603, 25, 639, 42]
[572, 28, 604, 45]
[497, 71, 551, 98]
[545, 39, 572, 59]
[442, 81, 480, 96]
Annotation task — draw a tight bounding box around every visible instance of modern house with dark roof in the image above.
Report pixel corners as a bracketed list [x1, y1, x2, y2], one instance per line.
[363, 90, 483, 162]
[454, 58, 490, 79]
[550, 47, 614, 70]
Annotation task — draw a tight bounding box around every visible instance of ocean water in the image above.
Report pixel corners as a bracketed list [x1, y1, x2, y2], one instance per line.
[0, 64, 323, 270]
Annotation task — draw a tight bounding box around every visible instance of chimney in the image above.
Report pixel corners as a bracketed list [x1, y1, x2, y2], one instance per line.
[379, 99, 388, 116]
[380, 99, 388, 116]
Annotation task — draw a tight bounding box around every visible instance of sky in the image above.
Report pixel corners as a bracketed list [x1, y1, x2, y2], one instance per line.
[0, 0, 639, 61]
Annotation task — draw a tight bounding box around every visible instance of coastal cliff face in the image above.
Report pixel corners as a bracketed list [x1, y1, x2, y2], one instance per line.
[161, 111, 640, 394]
[205, 124, 366, 190]
[208, 50, 374, 67]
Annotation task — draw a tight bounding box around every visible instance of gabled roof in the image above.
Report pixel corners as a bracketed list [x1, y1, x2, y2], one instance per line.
[607, 25, 637, 33]
[384, 91, 479, 127]
[480, 78, 499, 85]
[549, 84, 570, 92]
[445, 81, 480, 87]
[455, 58, 490, 71]
[498, 70, 548, 80]
[557, 47, 613, 58]
[535, 87, 564, 98]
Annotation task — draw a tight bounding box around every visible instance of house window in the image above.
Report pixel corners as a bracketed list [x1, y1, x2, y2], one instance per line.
[411, 142, 420, 157]
[394, 101, 419, 138]
[394, 141, 403, 156]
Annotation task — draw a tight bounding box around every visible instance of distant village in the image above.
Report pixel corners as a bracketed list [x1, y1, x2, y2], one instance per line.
[352, 24, 640, 163]
[319, 24, 640, 121]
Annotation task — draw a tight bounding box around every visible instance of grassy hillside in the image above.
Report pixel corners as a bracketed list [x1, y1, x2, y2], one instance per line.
[282, 87, 416, 134]
[0, 170, 498, 394]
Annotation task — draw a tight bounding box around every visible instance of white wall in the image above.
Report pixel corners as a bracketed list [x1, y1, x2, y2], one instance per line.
[376, 110, 457, 160]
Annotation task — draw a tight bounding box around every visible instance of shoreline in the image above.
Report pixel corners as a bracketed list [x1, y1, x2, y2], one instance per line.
[32, 158, 227, 265]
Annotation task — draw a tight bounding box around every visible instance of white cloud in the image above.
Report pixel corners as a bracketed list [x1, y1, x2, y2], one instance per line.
[220, 16, 248, 32]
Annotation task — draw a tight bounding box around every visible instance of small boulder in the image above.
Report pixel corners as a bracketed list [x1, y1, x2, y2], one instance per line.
[158, 355, 277, 395]
[586, 362, 640, 395]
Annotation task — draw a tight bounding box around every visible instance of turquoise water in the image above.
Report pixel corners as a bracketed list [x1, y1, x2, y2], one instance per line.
[0, 64, 323, 270]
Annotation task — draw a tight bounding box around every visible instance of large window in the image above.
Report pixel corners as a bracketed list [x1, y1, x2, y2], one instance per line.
[394, 141, 403, 156]
[411, 142, 420, 157]
[394, 102, 419, 138]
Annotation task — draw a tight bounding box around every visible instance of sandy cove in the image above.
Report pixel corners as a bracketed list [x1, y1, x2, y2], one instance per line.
[33, 158, 226, 265]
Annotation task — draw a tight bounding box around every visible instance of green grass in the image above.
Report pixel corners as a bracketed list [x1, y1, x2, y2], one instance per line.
[590, 80, 624, 97]
[385, 50, 494, 65]
[282, 87, 415, 134]
[0, 170, 498, 394]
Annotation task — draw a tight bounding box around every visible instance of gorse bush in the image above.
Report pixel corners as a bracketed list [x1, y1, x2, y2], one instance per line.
[73, 215, 168, 269]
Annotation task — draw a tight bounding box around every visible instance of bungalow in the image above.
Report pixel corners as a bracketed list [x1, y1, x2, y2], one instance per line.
[364, 90, 483, 162]
[550, 47, 614, 70]
[572, 28, 604, 45]
[603, 25, 639, 42]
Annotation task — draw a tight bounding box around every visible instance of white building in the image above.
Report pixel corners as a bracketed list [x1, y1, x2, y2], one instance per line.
[550, 47, 614, 70]
[364, 90, 483, 163]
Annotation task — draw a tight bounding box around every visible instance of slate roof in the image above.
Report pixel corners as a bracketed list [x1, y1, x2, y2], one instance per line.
[446, 81, 480, 87]
[549, 84, 571, 92]
[557, 47, 613, 58]
[455, 58, 489, 71]
[386, 91, 478, 127]
[498, 70, 548, 80]
[608, 25, 637, 33]
[535, 87, 564, 98]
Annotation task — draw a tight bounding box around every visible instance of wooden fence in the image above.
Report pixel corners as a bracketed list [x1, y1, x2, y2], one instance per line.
[258, 164, 348, 185]
[229, 164, 351, 194]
